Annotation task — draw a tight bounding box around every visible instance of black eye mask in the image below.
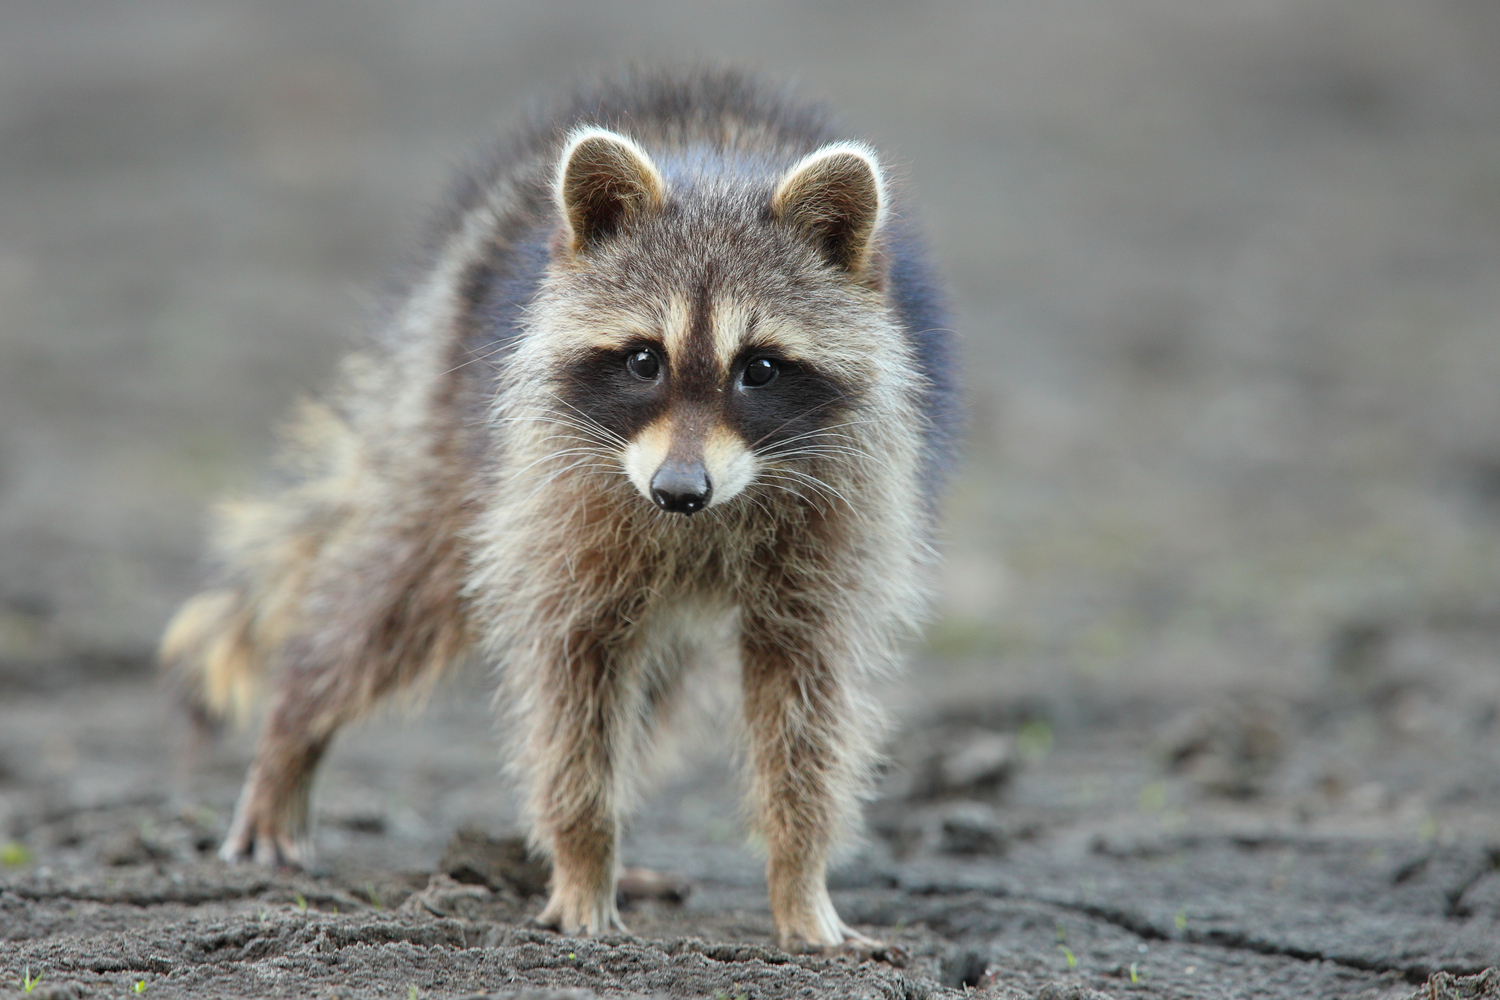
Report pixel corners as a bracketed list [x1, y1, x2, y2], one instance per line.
[554, 342, 852, 451]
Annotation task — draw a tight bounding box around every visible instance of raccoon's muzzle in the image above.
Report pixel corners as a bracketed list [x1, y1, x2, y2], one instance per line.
[650, 457, 711, 515]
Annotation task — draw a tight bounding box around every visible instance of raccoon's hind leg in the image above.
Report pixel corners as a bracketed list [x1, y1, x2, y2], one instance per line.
[740, 611, 885, 953]
[219, 513, 472, 867]
[220, 681, 330, 867]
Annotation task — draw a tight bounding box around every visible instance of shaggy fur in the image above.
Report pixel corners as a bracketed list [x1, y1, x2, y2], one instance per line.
[162, 68, 957, 950]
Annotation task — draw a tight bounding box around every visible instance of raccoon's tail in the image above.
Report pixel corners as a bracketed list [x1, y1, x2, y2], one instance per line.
[160, 586, 264, 734]
[159, 487, 328, 733]
[160, 392, 362, 734]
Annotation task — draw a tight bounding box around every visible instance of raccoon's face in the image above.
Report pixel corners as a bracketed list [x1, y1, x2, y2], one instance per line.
[554, 293, 854, 516]
[536, 127, 892, 517]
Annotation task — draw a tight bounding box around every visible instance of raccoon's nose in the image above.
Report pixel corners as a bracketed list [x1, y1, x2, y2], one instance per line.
[650, 460, 712, 515]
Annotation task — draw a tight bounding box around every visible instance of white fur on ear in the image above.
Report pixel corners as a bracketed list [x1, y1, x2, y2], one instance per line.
[771, 141, 887, 279]
[555, 127, 666, 255]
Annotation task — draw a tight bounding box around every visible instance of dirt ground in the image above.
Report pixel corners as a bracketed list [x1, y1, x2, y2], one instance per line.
[4, 3, 1500, 998]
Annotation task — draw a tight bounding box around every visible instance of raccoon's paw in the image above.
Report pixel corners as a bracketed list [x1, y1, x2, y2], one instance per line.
[775, 889, 908, 966]
[783, 923, 908, 967]
[829, 929, 909, 967]
[533, 889, 629, 937]
[219, 806, 311, 869]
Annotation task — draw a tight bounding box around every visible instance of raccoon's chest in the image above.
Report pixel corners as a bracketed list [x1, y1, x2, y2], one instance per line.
[632, 592, 741, 674]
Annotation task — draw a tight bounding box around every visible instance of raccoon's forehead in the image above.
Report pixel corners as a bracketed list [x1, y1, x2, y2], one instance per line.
[530, 170, 891, 367]
[547, 288, 820, 365]
[541, 231, 864, 364]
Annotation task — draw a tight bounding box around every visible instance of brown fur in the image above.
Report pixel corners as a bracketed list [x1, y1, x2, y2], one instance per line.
[162, 69, 955, 949]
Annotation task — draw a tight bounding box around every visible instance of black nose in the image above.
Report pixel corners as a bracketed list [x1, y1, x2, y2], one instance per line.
[650, 460, 712, 515]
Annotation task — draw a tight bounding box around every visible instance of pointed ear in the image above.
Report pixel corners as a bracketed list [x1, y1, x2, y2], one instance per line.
[771, 142, 886, 281]
[555, 127, 665, 256]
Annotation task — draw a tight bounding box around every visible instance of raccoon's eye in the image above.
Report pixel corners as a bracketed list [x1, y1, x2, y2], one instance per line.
[626, 349, 661, 381]
[741, 357, 778, 388]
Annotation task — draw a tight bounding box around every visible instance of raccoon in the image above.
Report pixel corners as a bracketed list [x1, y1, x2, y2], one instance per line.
[161, 69, 957, 950]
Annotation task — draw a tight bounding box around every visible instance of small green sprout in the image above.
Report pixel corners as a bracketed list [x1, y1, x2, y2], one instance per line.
[1016, 720, 1054, 760]
[407, 986, 420, 1000]
[133, 979, 147, 994]
[1058, 945, 1075, 970]
[1129, 961, 1140, 984]
[22, 968, 42, 993]
[1, 841, 32, 867]
[366, 882, 383, 910]
[1174, 908, 1187, 931]
[1137, 782, 1168, 814]
[294, 892, 308, 912]
[568, 952, 576, 961]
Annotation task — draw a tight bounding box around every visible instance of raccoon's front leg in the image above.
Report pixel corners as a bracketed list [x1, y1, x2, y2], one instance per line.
[519, 639, 640, 936]
[741, 615, 877, 951]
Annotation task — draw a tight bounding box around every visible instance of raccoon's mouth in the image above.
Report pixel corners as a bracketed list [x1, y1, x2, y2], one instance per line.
[622, 424, 759, 516]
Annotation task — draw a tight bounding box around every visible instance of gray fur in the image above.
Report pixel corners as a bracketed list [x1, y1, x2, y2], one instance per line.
[161, 67, 957, 950]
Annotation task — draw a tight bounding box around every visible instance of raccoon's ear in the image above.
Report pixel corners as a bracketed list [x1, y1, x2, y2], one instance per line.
[771, 142, 886, 283]
[555, 127, 665, 256]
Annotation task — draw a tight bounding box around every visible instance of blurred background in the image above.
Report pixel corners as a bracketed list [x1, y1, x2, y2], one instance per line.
[3, 2, 1500, 843]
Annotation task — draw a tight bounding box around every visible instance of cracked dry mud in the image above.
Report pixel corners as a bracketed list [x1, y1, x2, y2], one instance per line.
[1, 662, 1497, 998]
[5, 2, 1500, 998]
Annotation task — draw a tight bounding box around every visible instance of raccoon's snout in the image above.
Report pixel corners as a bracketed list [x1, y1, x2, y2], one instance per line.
[650, 459, 711, 515]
